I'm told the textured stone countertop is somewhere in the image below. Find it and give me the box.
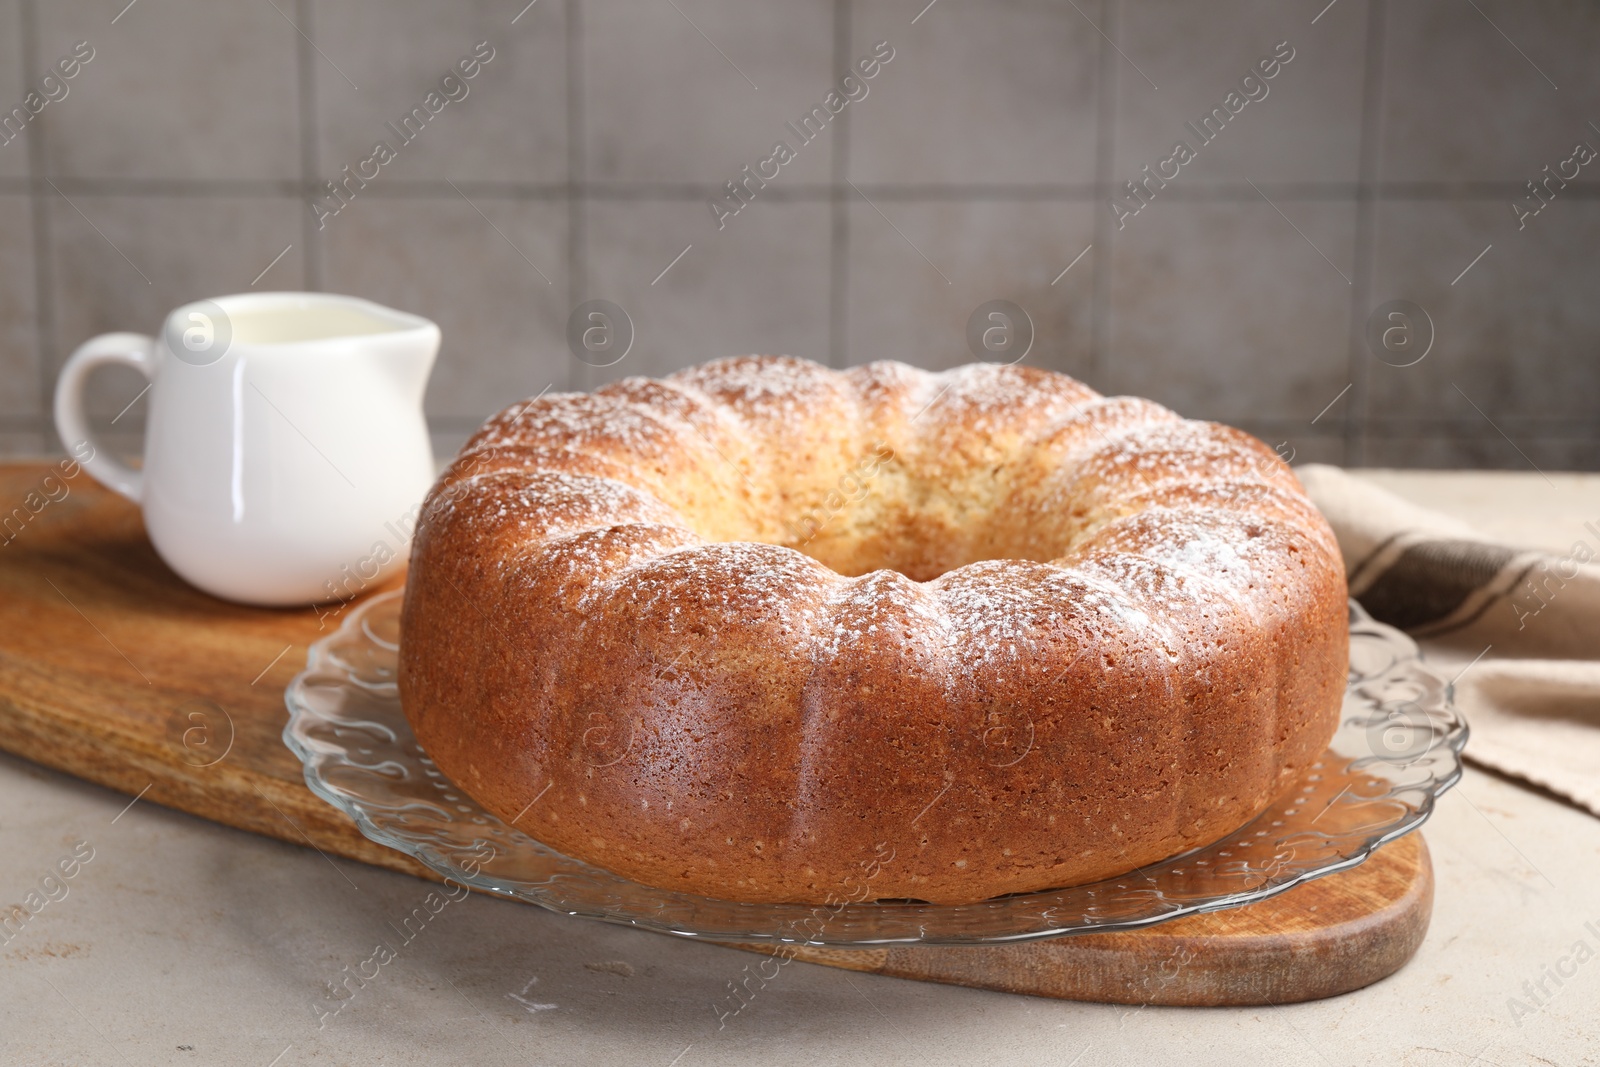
[3,469,1598,1067]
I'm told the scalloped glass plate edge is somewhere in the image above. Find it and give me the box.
[283,591,1467,947]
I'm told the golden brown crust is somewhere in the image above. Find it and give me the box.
[399,356,1348,905]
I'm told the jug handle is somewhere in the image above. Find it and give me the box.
[53,332,155,503]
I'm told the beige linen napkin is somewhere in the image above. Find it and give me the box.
[1296,464,1600,818]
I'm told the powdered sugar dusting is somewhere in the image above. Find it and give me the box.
[610,541,842,639]
[523,523,703,611]
[942,362,1095,413]
[819,569,950,658]
[424,469,686,570]
[669,355,857,434]
[931,559,1144,670]
[469,393,682,457]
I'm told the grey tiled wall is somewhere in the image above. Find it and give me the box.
[1,0,1596,469]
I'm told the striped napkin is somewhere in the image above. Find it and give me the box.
[1296,464,1600,818]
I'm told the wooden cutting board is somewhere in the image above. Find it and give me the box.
[0,463,1432,1005]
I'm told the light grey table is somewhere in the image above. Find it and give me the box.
[3,470,1597,1067]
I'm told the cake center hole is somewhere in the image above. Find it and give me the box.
[763,447,1059,582]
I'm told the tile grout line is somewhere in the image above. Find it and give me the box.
[20,0,58,451]
[1344,0,1390,467]
[293,0,323,291]
[827,0,852,369]
[11,175,1599,202]
[565,0,584,393]
[1086,0,1119,388]
[566,0,586,394]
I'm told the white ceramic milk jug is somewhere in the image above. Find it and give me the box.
[54,292,438,606]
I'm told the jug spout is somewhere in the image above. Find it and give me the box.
[382,319,441,406]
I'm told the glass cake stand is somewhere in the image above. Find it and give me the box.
[283,592,1466,947]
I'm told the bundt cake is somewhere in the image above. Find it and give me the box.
[398,356,1347,905]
